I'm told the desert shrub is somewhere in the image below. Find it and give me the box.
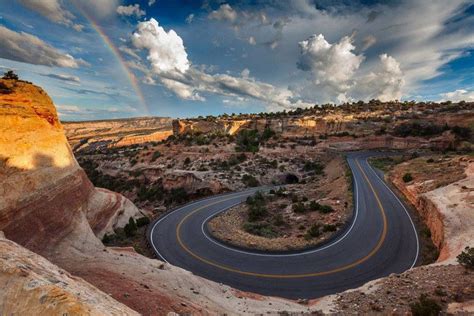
[451,126,471,140]
[124,217,137,237]
[292,202,306,213]
[285,173,299,184]
[393,122,448,138]
[184,157,191,165]
[248,204,267,221]
[457,246,474,269]
[136,216,150,227]
[322,224,337,232]
[102,233,111,244]
[2,70,18,80]
[261,128,276,141]
[403,173,413,183]
[309,200,321,211]
[426,158,434,163]
[410,294,441,316]
[228,153,247,166]
[137,184,164,202]
[235,129,260,152]
[151,151,161,162]
[242,174,259,187]
[303,161,324,174]
[305,224,321,239]
[166,187,188,204]
[273,214,285,226]
[319,204,334,214]
[243,222,277,238]
[246,191,267,221]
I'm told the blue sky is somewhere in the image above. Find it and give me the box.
[0,0,472,120]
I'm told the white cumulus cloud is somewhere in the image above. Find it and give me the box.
[439,89,474,102]
[208,4,238,23]
[117,4,146,18]
[297,34,364,101]
[132,18,190,74]
[354,54,405,101]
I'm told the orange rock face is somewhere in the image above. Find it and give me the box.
[0,79,142,251]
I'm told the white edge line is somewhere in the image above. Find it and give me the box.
[364,157,420,269]
[149,188,262,263]
[199,158,360,257]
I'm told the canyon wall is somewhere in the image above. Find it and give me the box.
[389,157,473,262]
[63,116,173,150]
[0,79,143,251]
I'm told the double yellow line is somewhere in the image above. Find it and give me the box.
[175,160,388,278]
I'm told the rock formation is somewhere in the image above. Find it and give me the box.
[0,79,143,251]
[0,232,137,315]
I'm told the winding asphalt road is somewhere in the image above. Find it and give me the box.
[147,152,419,299]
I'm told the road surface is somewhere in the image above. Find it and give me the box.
[147,152,419,299]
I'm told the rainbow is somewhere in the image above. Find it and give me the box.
[73,4,149,114]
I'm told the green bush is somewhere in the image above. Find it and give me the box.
[261,128,276,141]
[102,233,112,244]
[235,129,260,152]
[309,200,321,211]
[457,246,474,269]
[151,151,161,162]
[136,216,150,227]
[319,204,334,214]
[243,222,277,238]
[303,161,324,174]
[2,70,18,80]
[305,224,321,239]
[124,217,137,237]
[242,174,259,187]
[273,214,285,226]
[410,294,441,316]
[292,202,306,213]
[403,173,413,183]
[322,224,337,232]
[246,192,267,221]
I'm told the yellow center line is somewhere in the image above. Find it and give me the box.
[175,159,388,278]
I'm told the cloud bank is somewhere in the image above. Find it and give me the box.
[0,25,83,68]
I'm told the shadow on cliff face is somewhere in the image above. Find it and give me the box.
[0,151,94,254]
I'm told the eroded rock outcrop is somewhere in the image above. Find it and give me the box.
[389,156,474,262]
[0,232,137,315]
[0,79,143,250]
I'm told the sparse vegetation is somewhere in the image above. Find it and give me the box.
[246,191,267,221]
[242,174,259,187]
[457,246,474,269]
[403,172,413,183]
[305,223,321,239]
[243,222,277,238]
[124,217,138,237]
[410,294,441,316]
[2,70,18,80]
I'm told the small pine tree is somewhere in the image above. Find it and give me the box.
[2,70,18,80]
[124,217,137,237]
